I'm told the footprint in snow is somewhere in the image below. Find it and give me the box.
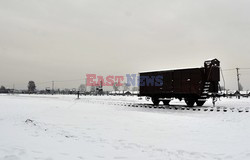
[2,155,19,160]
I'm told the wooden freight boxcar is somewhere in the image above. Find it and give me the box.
[139,59,220,106]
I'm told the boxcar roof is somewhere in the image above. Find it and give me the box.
[139,66,204,74]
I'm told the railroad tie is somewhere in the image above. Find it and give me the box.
[82,100,250,114]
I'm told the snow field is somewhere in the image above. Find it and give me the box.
[0,94,250,160]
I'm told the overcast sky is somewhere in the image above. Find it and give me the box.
[0,0,250,90]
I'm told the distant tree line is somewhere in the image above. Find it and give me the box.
[1,80,140,95]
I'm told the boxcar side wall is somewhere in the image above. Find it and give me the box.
[139,71,165,95]
[139,68,205,98]
[139,59,220,106]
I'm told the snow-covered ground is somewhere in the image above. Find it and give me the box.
[0,94,250,160]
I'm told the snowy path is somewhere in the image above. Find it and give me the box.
[0,94,250,160]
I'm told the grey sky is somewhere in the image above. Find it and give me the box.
[0,0,250,90]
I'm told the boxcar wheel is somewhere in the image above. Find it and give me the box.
[196,100,206,106]
[185,99,195,107]
[152,97,160,105]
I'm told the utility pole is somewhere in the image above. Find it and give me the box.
[85,77,88,92]
[236,68,240,99]
[13,84,15,94]
[52,81,54,95]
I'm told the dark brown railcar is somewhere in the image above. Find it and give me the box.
[139,59,220,106]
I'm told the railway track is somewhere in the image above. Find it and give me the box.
[78,98,250,113]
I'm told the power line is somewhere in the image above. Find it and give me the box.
[55,79,83,83]
[240,68,250,70]
[222,68,235,71]
[223,67,250,71]
[36,81,53,85]
[220,67,250,92]
[7,79,83,86]
[2,78,84,90]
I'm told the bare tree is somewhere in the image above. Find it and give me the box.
[0,85,6,90]
[0,86,6,93]
[78,84,86,92]
[28,81,36,93]
[113,82,119,91]
[90,85,96,93]
[123,83,130,91]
